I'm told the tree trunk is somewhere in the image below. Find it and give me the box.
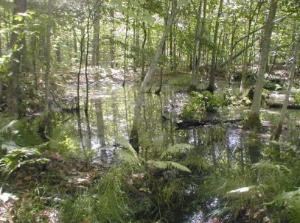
[72,27,78,59]
[77,28,85,150]
[207,0,223,93]
[246,0,278,129]
[272,26,299,140]
[239,17,253,93]
[95,100,106,147]
[84,10,92,149]
[92,10,100,66]
[109,9,115,68]
[240,1,263,93]
[0,22,2,57]
[141,22,147,81]
[42,0,52,137]
[191,0,203,89]
[31,35,38,91]
[141,0,177,92]
[123,2,129,86]
[8,0,27,116]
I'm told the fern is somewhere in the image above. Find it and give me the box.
[252,161,291,175]
[0,120,19,135]
[116,139,191,173]
[0,147,49,175]
[272,188,300,223]
[161,143,193,159]
[252,161,291,191]
[146,160,191,173]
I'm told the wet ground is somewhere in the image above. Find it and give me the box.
[1,71,299,222]
[61,74,300,222]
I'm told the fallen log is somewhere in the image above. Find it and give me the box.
[176,118,243,129]
[266,92,300,109]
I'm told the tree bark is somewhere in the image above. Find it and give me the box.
[44,0,51,117]
[272,25,299,140]
[0,22,2,57]
[8,0,27,116]
[191,0,203,89]
[109,9,115,68]
[246,0,278,128]
[141,22,147,81]
[92,9,100,66]
[208,0,223,93]
[141,0,177,92]
[77,28,85,150]
[95,100,106,147]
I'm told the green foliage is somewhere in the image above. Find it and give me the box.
[116,138,192,173]
[272,188,300,223]
[14,195,54,223]
[160,143,193,159]
[0,117,44,147]
[182,153,210,173]
[116,137,139,164]
[252,161,292,194]
[294,91,300,105]
[147,160,191,173]
[264,81,283,91]
[0,147,49,176]
[182,91,227,120]
[159,179,187,209]
[61,167,132,223]
[48,121,86,159]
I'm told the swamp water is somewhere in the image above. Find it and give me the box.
[1,77,300,222]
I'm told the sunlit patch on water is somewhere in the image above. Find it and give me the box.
[92,146,117,167]
[227,128,242,150]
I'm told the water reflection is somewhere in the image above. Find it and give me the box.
[66,80,298,171]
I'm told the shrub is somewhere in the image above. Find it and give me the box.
[182,91,227,120]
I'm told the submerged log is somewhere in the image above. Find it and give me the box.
[176,118,243,129]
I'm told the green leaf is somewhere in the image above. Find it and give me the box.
[147,160,191,173]
[161,143,193,159]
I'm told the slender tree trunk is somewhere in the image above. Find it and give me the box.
[141,22,147,81]
[0,22,2,57]
[44,0,51,114]
[141,0,177,92]
[31,35,38,91]
[92,10,100,66]
[84,15,91,114]
[208,0,223,92]
[227,15,237,83]
[198,0,207,73]
[95,100,106,147]
[191,0,203,89]
[133,19,140,72]
[246,0,278,128]
[109,9,115,68]
[8,0,27,116]
[240,1,263,93]
[272,27,299,140]
[84,10,92,149]
[123,1,130,86]
[72,27,77,59]
[77,29,85,150]
[240,17,253,93]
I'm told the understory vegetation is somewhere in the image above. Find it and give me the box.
[1,0,300,222]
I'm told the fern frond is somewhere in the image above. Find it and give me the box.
[147,160,191,173]
[161,143,193,159]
